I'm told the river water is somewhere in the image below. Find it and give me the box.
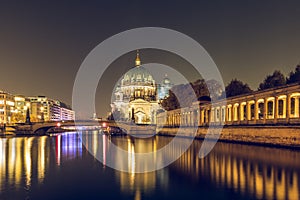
[0,131,299,200]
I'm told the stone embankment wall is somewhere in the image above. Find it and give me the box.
[157,126,300,148]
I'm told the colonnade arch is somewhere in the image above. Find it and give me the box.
[157,84,300,127]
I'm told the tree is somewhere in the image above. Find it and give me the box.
[107,110,122,121]
[287,65,300,84]
[205,79,224,100]
[161,78,225,110]
[258,70,286,90]
[161,90,179,111]
[225,79,252,97]
[25,108,31,124]
[192,79,209,98]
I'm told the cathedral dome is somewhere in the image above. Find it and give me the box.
[162,75,171,85]
[121,50,155,86]
[122,66,154,86]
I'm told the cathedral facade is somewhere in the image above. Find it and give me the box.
[111,51,160,124]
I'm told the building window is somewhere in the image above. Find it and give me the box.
[267,101,273,117]
[258,102,264,119]
[250,104,255,119]
[278,99,284,116]
[243,105,247,120]
[221,108,225,122]
[291,98,295,115]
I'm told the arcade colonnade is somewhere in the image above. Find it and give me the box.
[157,84,300,127]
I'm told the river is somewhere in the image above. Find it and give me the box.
[0,131,299,199]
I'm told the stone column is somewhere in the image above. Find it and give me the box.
[189,111,192,126]
[274,96,278,124]
[204,109,207,125]
[186,112,188,126]
[186,112,189,126]
[225,106,228,124]
[286,94,290,124]
[199,110,202,125]
[233,105,237,122]
[199,110,202,126]
[295,97,299,118]
[254,100,258,124]
[247,102,251,121]
[283,97,287,119]
[232,105,235,122]
[239,105,243,122]
[173,114,176,126]
[263,98,268,124]
[211,108,214,123]
[237,105,241,125]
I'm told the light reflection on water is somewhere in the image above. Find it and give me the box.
[0,131,299,200]
[172,140,300,200]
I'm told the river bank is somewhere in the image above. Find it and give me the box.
[157,126,300,149]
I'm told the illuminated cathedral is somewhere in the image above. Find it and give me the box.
[111,51,160,124]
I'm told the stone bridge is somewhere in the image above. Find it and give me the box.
[11,120,107,135]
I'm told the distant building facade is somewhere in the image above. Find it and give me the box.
[157,74,173,100]
[14,95,31,123]
[29,96,75,122]
[0,91,15,124]
[0,90,75,124]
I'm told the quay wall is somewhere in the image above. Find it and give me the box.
[157,126,300,148]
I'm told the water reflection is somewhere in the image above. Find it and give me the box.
[116,170,168,200]
[82,132,170,199]
[84,132,300,199]
[0,132,82,195]
[0,137,48,191]
[171,140,300,200]
[0,132,299,200]
[114,139,169,200]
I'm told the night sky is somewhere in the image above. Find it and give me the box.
[0,0,300,117]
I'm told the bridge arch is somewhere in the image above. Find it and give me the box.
[33,126,56,134]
